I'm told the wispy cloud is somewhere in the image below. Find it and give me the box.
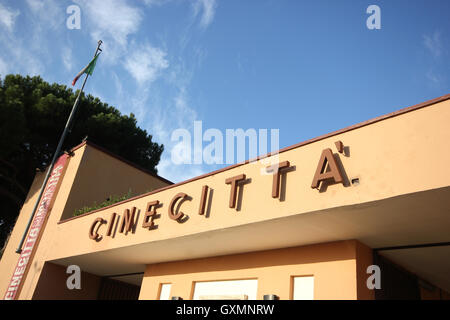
[0,30,44,77]
[26,0,63,31]
[62,46,74,72]
[173,86,197,128]
[0,3,19,32]
[0,1,61,79]
[151,82,205,182]
[144,1,218,181]
[74,0,143,63]
[422,31,447,87]
[143,0,172,7]
[109,38,203,182]
[0,0,216,183]
[193,0,218,29]
[125,59,203,182]
[426,69,441,84]
[124,43,169,85]
[423,31,443,58]
[112,72,124,98]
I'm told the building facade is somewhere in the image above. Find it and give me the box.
[1,94,449,300]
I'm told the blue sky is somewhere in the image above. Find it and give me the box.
[0,0,448,183]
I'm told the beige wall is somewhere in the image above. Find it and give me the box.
[139,240,373,300]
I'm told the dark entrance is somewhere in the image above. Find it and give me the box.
[97,277,140,300]
[373,252,421,300]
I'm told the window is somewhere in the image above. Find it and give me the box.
[193,279,258,300]
[159,283,172,300]
[292,276,314,300]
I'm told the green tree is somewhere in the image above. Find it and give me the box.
[0,74,164,254]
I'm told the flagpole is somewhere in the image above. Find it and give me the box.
[15,40,103,254]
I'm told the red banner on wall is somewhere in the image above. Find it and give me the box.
[3,154,69,300]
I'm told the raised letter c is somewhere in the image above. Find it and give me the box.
[89,217,105,241]
[169,193,189,221]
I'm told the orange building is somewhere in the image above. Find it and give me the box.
[1,94,449,300]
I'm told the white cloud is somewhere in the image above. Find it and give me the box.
[193,0,217,29]
[0,0,63,79]
[62,47,74,71]
[26,0,43,12]
[123,73,201,182]
[143,0,172,7]
[173,86,197,127]
[115,81,203,183]
[153,86,202,182]
[422,31,447,86]
[26,0,63,30]
[0,32,44,76]
[129,88,153,127]
[22,0,67,67]
[124,43,169,85]
[423,31,443,58]
[67,0,212,182]
[426,69,441,85]
[112,72,124,98]
[0,3,19,32]
[74,0,143,63]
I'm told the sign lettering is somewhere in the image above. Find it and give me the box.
[88,145,350,242]
[4,154,69,300]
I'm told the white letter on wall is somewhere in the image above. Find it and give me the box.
[366,265,381,289]
[66,265,81,290]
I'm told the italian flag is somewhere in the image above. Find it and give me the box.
[72,53,100,86]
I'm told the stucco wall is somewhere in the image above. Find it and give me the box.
[139,240,372,300]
